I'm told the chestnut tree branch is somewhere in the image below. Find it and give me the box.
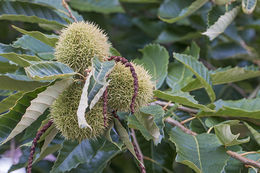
[164,117,260,169]
[62,0,77,22]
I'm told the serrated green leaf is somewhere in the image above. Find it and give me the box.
[128,114,154,141]
[0,53,40,67]
[154,90,214,112]
[183,66,260,92]
[136,105,165,144]
[214,123,250,146]
[173,53,216,102]
[12,25,58,47]
[0,43,40,67]
[104,121,123,150]
[25,61,76,81]
[198,98,260,119]
[34,0,84,22]
[135,44,169,89]
[133,113,160,144]
[51,138,120,173]
[203,6,240,40]
[34,144,61,164]
[167,127,229,173]
[0,1,66,29]
[39,127,59,157]
[158,0,208,23]
[13,35,54,60]
[244,122,260,146]
[242,0,257,14]
[207,5,225,27]
[1,78,73,145]
[0,73,48,91]
[0,86,46,143]
[0,92,24,114]
[120,0,160,2]
[77,57,115,128]
[114,118,144,166]
[156,30,201,44]
[69,0,124,14]
[166,62,193,92]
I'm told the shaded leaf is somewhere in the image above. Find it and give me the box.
[12,25,58,47]
[114,118,143,166]
[203,6,240,40]
[183,66,260,92]
[34,144,61,164]
[207,5,225,27]
[34,0,84,22]
[0,86,46,143]
[198,98,260,119]
[242,0,257,14]
[173,53,216,102]
[51,138,120,173]
[128,114,154,141]
[0,73,48,91]
[0,1,66,29]
[0,62,18,73]
[69,0,124,14]
[104,121,123,150]
[244,122,260,146]
[77,57,115,128]
[1,78,73,144]
[154,90,214,112]
[0,92,24,114]
[158,0,208,23]
[166,62,193,92]
[156,30,201,44]
[0,43,40,67]
[39,127,59,156]
[167,127,229,173]
[13,35,54,60]
[25,61,76,81]
[214,123,250,146]
[135,44,169,89]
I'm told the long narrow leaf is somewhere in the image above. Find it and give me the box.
[12,25,58,47]
[77,57,115,129]
[1,78,73,144]
[242,0,257,14]
[173,53,216,102]
[25,61,76,81]
[0,1,66,29]
[203,6,240,40]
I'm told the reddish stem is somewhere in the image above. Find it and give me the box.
[27,120,53,173]
[108,56,139,114]
[108,56,145,173]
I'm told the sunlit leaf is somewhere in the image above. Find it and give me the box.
[1,78,73,144]
[203,6,240,40]
[214,123,250,146]
[25,61,76,81]
[242,0,257,14]
[12,25,58,47]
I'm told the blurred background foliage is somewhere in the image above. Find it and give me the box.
[0,0,260,172]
